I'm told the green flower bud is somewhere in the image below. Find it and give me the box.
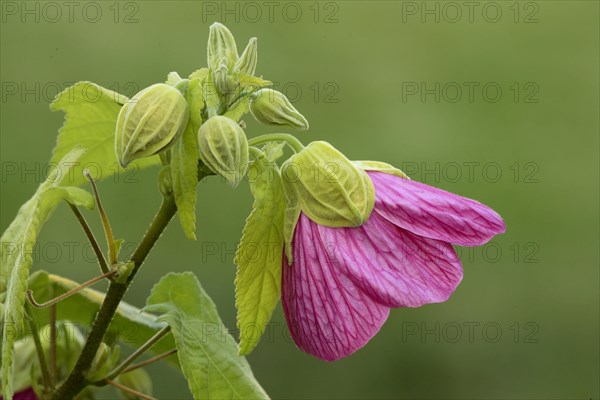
[115,369,153,400]
[113,261,135,284]
[208,22,238,72]
[234,37,258,75]
[86,343,121,382]
[249,89,309,130]
[198,116,249,187]
[115,84,189,168]
[281,141,374,227]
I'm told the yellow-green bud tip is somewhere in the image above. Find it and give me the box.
[250,88,309,130]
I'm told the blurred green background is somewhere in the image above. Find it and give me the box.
[1,1,598,399]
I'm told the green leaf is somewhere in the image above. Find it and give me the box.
[1,149,94,400]
[144,272,269,400]
[235,153,286,355]
[50,81,160,187]
[171,78,205,240]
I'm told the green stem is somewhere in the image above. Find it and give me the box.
[84,170,118,266]
[248,146,264,160]
[68,204,109,274]
[104,379,157,400]
[102,326,171,381]
[27,270,116,309]
[50,195,178,400]
[122,349,177,374]
[248,133,305,153]
[49,301,57,386]
[25,304,52,392]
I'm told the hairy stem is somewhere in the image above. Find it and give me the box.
[122,349,177,374]
[103,326,171,381]
[85,169,118,266]
[49,301,57,386]
[68,203,109,274]
[248,133,305,153]
[27,270,116,309]
[105,379,157,400]
[51,195,177,400]
[25,304,51,391]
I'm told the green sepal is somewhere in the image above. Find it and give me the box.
[207,22,239,72]
[197,116,249,187]
[234,37,258,75]
[281,141,375,228]
[353,160,409,179]
[165,71,183,86]
[283,204,301,266]
[249,88,308,130]
[115,84,189,168]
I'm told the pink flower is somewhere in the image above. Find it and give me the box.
[8,388,37,400]
[282,171,506,361]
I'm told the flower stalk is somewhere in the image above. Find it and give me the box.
[122,349,178,374]
[101,326,171,382]
[26,270,117,309]
[25,304,52,392]
[248,133,305,153]
[84,169,118,266]
[104,379,157,400]
[68,203,109,275]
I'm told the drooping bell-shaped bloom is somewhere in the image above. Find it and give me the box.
[282,170,505,361]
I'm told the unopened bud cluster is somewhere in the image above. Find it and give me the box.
[111,23,386,235]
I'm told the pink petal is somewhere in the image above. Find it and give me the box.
[282,214,389,361]
[318,211,463,308]
[13,388,38,400]
[368,171,506,246]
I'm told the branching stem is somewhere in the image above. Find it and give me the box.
[122,349,178,374]
[50,194,178,400]
[27,270,117,309]
[102,326,171,381]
